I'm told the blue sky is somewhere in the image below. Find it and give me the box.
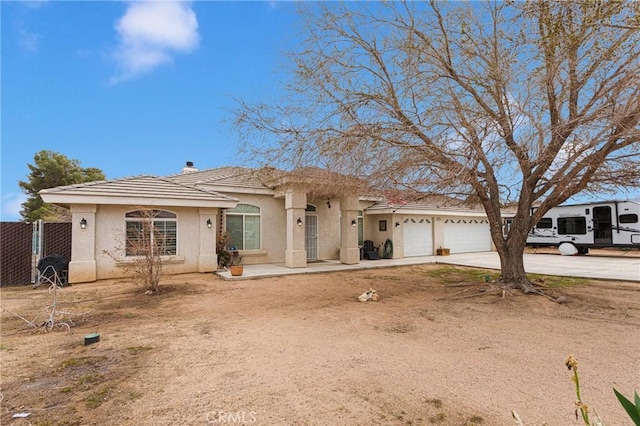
[1,0,299,220]
[2,1,638,222]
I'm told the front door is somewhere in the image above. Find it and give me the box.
[305,214,318,261]
[593,206,613,245]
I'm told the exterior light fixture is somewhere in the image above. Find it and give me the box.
[327,199,331,209]
[297,217,303,226]
[351,219,357,227]
[80,218,87,229]
[206,218,212,228]
[395,222,400,228]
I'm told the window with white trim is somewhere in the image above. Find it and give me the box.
[225,204,261,250]
[125,210,177,256]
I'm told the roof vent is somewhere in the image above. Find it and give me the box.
[182,161,198,174]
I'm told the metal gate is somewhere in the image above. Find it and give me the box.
[0,221,71,286]
[305,214,318,261]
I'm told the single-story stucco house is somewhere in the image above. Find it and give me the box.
[40,163,509,284]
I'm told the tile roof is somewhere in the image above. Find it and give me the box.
[167,166,375,197]
[40,175,238,205]
[166,166,270,190]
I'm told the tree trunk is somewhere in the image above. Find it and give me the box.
[482,188,538,292]
[496,229,538,292]
[498,246,527,287]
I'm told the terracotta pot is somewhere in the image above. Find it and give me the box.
[230,265,244,276]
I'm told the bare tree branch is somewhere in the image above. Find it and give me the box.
[235,0,640,289]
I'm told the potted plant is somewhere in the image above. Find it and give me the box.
[229,251,243,276]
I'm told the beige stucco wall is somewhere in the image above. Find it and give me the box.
[366,212,498,257]
[365,213,435,258]
[75,193,373,281]
[224,195,374,264]
[69,191,502,281]
[92,205,219,280]
[69,204,98,282]
[391,215,406,258]
[226,194,361,264]
[223,193,287,265]
[224,195,371,264]
[367,214,394,253]
[309,197,340,260]
[307,198,378,261]
[432,217,446,250]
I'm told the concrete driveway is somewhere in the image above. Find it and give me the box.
[438,252,640,282]
[218,251,639,282]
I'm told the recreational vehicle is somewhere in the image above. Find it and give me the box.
[526,200,640,254]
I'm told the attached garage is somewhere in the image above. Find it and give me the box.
[444,218,492,253]
[365,199,506,260]
[403,217,433,256]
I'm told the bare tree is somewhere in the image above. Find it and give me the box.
[119,209,175,292]
[236,1,640,291]
[2,276,91,333]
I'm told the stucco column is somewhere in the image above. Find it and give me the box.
[198,208,218,272]
[340,195,360,264]
[69,204,97,283]
[433,217,446,252]
[285,190,307,268]
[391,215,404,259]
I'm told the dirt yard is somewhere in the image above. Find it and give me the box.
[1,264,638,426]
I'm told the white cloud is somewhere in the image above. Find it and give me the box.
[111,1,199,84]
[22,0,48,10]
[19,26,40,53]
[1,193,27,222]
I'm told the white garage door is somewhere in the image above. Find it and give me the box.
[444,218,492,253]
[403,217,433,257]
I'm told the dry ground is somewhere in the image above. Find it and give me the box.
[1,264,639,426]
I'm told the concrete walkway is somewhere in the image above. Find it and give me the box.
[217,256,437,280]
[216,252,640,282]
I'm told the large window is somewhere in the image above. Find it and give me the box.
[125,210,177,256]
[357,210,364,246]
[557,217,587,235]
[226,204,261,250]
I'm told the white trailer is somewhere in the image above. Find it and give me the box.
[526,200,640,254]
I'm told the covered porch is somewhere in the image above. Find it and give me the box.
[269,168,374,269]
